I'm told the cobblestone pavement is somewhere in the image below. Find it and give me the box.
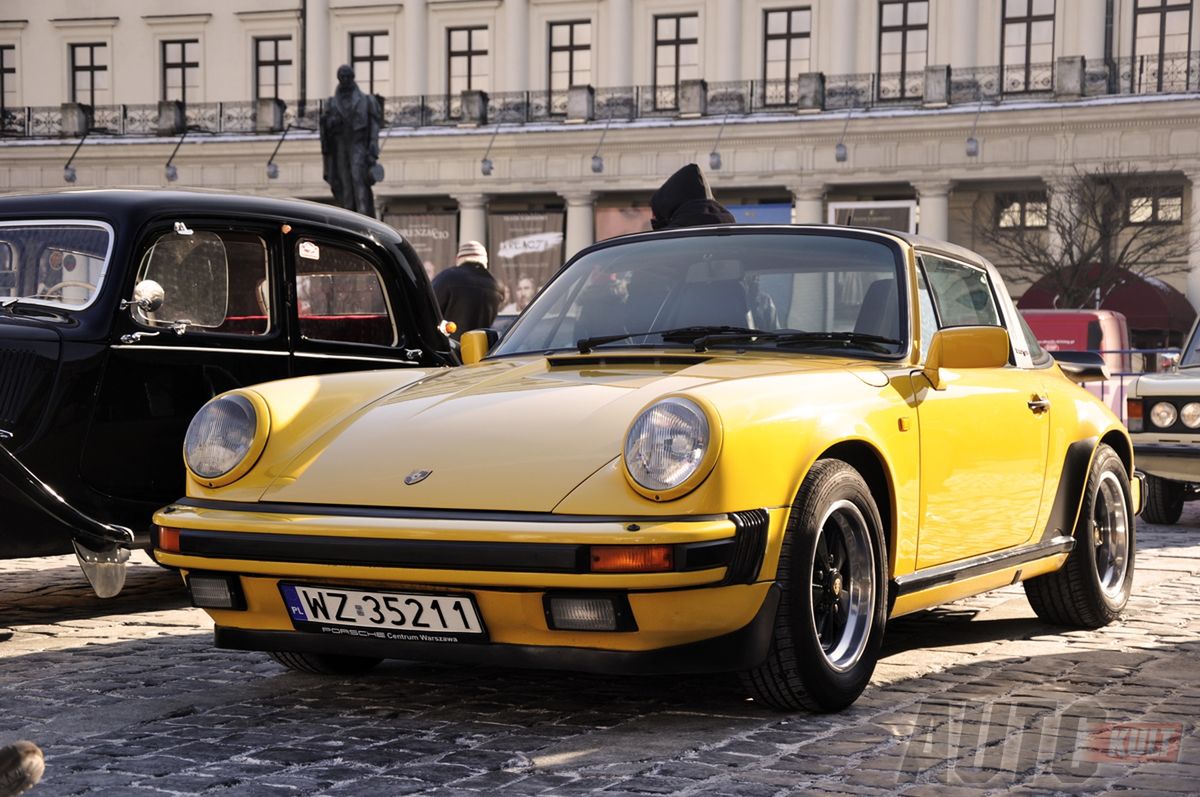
[1,510,1198,797]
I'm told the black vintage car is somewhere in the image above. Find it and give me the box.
[0,190,454,592]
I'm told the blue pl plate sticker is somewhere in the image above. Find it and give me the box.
[280,584,308,621]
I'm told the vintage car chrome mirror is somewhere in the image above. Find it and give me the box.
[72,540,130,599]
[123,279,165,313]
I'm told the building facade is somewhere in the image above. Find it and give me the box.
[0,0,1197,318]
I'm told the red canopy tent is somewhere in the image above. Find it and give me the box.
[1017,266,1195,348]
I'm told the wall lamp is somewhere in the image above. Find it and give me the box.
[590,114,614,174]
[164,125,214,183]
[709,114,729,171]
[62,127,114,183]
[480,123,503,176]
[835,109,853,163]
[965,99,984,157]
[265,122,308,179]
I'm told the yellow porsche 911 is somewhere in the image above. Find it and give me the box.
[154,226,1140,712]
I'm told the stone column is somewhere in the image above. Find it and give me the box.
[829,0,857,76]
[562,191,597,260]
[1186,172,1200,311]
[504,0,529,92]
[403,0,428,95]
[915,181,952,241]
[791,185,826,224]
[1045,177,1069,263]
[715,0,742,82]
[606,0,633,87]
[454,193,489,248]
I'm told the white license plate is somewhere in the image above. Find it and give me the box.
[280,584,485,640]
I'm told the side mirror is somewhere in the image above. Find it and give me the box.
[126,279,165,313]
[459,328,499,365]
[1051,351,1110,383]
[923,326,1010,390]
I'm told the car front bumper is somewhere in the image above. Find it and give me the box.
[153,500,786,673]
[1132,442,1200,484]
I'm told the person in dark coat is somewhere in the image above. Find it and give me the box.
[649,163,736,230]
[432,240,503,338]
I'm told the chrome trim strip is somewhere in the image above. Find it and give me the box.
[109,345,290,356]
[293,352,418,364]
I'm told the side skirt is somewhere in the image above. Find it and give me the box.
[889,536,1074,617]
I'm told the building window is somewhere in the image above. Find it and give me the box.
[255,36,293,101]
[161,39,200,104]
[70,43,108,107]
[997,193,1049,229]
[447,26,488,101]
[1001,0,1055,93]
[350,32,389,95]
[548,21,591,94]
[762,8,812,106]
[653,14,699,110]
[1133,0,1193,92]
[877,0,928,100]
[0,45,14,115]
[1128,189,1184,224]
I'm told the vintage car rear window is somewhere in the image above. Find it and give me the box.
[0,221,114,311]
[494,232,907,357]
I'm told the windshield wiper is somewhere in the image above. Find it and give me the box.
[576,325,764,354]
[691,329,901,354]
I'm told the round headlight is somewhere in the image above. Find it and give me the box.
[184,392,268,486]
[1181,402,1200,429]
[624,397,715,499]
[1150,401,1178,428]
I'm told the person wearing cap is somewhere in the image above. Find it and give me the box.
[431,240,503,339]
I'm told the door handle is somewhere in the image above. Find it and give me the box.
[1028,395,1050,414]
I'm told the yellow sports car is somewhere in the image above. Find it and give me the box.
[154,226,1140,712]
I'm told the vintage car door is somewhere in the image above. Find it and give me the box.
[284,229,428,376]
[911,253,1051,569]
[80,219,292,518]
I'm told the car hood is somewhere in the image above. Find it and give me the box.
[260,352,884,511]
[1131,370,1200,397]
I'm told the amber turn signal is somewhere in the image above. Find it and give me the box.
[589,544,673,573]
[1126,399,1143,432]
[158,526,181,553]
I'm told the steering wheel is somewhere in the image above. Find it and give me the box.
[38,280,97,298]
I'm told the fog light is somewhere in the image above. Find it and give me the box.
[188,573,244,610]
[546,596,621,631]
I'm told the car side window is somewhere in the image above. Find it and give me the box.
[916,267,938,356]
[919,254,1001,328]
[134,228,271,335]
[295,238,398,347]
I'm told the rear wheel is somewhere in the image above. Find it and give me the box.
[1025,444,1134,627]
[741,459,887,712]
[268,651,382,675]
[1141,475,1184,525]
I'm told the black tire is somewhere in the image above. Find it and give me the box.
[1024,444,1135,628]
[1141,475,1184,525]
[740,459,887,712]
[268,651,382,675]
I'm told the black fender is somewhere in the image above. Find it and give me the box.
[1039,436,1098,543]
[0,435,134,550]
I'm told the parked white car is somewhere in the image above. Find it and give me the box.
[1127,317,1200,523]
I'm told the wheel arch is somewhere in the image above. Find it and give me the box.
[1100,428,1133,477]
[818,440,896,577]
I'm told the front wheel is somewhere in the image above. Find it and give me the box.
[268,651,382,675]
[1024,444,1134,628]
[1141,475,1184,525]
[741,459,887,712]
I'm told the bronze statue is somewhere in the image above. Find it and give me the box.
[320,65,383,217]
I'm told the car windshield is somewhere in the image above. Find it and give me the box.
[492,231,907,358]
[0,221,113,311]
[1181,324,1200,368]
